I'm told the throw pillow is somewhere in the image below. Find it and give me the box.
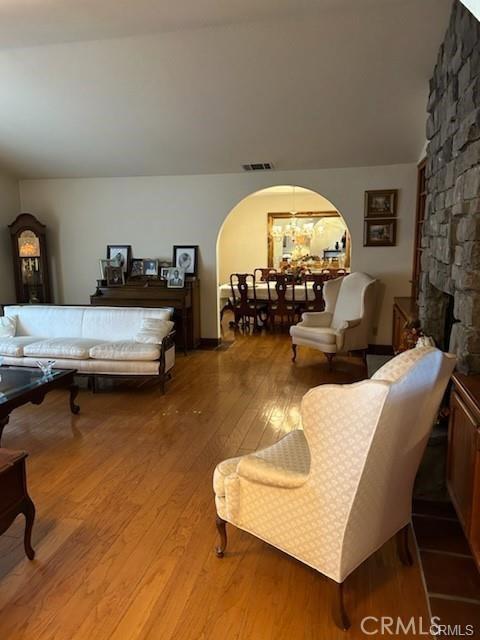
[135,319,174,344]
[0,315,16,338]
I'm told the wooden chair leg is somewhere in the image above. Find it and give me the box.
[332,580,350,631]
[325,353,335,371]
[215,516,227,558]
[396,523,413,566]
[22,496,36,560]
[292,343,297,362]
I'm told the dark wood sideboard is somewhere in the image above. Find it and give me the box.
[447,373,480,570]
[90,278,200,353]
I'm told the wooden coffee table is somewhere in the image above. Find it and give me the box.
[0,367,80,444]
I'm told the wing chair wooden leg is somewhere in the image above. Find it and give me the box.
[215,516,227,558]
[396,524,413,566]
[332,580,351,631]
[325,353,335,371]
[292,344,297,362]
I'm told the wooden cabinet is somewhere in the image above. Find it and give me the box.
[447,374,480,569]
[90,278,200,352]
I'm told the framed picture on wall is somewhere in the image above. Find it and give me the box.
[364,218,397,247]
[107,245,132,274]
[364,190,398,218]
[172,245,198,276]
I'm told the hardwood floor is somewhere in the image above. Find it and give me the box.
[0,332,430,639]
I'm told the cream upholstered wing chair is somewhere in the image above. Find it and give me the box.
[289,272,376,369]
[213,346,456,630]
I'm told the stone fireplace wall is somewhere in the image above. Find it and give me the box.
[419,0,480,373]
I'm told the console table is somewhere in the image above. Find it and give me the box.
[90,278,200,353]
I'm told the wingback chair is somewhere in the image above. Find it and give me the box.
[213,346,456,630]
[289,272,376,369]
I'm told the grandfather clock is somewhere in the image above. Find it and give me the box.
[9,213,52,304]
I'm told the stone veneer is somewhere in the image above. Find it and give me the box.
[419,0,480,373]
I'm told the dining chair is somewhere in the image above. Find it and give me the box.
[254,267,277,282]
[266,274,298,329]
[229,273,262,330]
[213,346,456,630]
[301,273,325,313]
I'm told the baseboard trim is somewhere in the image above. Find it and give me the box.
[198,338,222,350]
[368,344,394,355]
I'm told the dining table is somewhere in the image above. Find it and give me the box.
[219,281,317,308]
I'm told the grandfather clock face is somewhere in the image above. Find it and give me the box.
[18,230,40,258]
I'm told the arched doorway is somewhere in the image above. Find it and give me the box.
[216,185,351,335]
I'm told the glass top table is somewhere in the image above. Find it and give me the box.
[0,367,80,444]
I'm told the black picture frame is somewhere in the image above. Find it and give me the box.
[107,245,132,275]
[129,258,144,278]
[143,259,159,277]
[172,245,198,276]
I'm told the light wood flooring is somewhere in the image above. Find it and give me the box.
[0,331,431,639]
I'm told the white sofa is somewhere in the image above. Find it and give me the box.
[0,305,176,392]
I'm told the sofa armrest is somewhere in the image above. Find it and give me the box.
[159,330,176,376]
[300,312,333,328]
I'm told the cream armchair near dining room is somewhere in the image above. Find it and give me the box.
[213,346,456,630]
[290,272,376,369]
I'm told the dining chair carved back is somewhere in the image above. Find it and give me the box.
[229,273,260,330]
[266,274,298,328]
[301,273,325,313]
[254,268,277,282]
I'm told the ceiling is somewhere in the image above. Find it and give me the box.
[0,0,452,178]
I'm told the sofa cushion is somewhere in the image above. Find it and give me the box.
[0,315,16,338]
[135,319,175,344]
[81,307,173,342]
[89,341,160,361]
[5,306,85,338]
[0,337,43,357]
[290,325,337,345]
[24,338,104,360]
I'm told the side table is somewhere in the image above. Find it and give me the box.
[0,448,35,559]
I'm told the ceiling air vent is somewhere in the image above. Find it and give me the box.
[242,162,274,172]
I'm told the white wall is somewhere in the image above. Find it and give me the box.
[218,190,337,282]
[0,175,20,303]
[19,163,416,344]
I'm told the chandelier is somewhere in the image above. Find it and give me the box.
[270,187,315,241]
